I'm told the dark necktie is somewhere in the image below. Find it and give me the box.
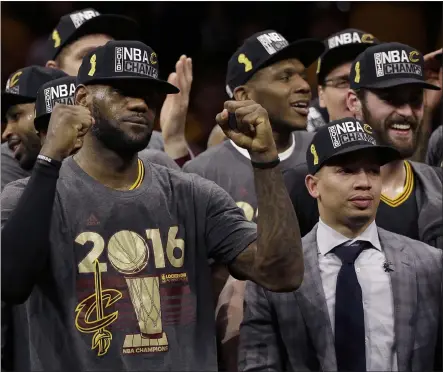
[333,240,369,372]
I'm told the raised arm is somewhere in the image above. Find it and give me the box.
[216,100,304,292]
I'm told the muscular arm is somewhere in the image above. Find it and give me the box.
[229,165,304,292]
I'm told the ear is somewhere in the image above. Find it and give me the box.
[233,85,250,101]
[305,174,320,199]
[45,60,58,69]
[347,89,362,118]
[318,85,326,108]
[75,85,90,107]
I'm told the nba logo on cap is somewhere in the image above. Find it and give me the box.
[70,9,100,28]
[256,32,289,55]
[328,120,376,149]
[114,46,158,78]
[43,81,76,114]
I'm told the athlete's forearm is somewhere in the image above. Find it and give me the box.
[252,165,304,290]
[1,161,59,304]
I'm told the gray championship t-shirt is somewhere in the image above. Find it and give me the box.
[183,131,314,222]
[1,157,256,371]
[1,142,31,191]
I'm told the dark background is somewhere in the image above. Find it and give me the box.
[2,2,442,153]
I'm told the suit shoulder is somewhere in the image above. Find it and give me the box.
[378,227,442,261]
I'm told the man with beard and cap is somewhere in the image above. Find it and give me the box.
[182,30,324,370]
[1,73,180,371]
[1,66,67,191]
[1,40,304,371]
[284,42,443,247]
[44,8,193,165]
[307,28,379,132]
[239,118,442,372]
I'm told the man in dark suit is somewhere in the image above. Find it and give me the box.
[238,118,442,372]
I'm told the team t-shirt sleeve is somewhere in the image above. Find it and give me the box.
[201,179,257,264]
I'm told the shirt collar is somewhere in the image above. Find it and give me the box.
[230,133,295,161]
[316,218,382,256]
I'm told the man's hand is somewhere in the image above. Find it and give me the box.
[159,55,193,159]
[40,104,94,161]
[216,100,277,163]
[424,48,442,112]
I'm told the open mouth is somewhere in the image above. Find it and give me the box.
[389,123,414,137]
[290,100,309,116]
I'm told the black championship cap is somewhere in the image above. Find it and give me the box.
[350,42,441,91]
[2,66,67,119]
[77,40,179,95]
[225,30,325,98]
[306,117,401,175]
[317,28,379,84]
[34,76,76,132]
[47,8,140,60]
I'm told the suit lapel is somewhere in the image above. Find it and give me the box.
[379,228,417,372]
[296,226,337,371]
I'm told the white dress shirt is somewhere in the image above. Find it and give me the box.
[316,219,398,371]
[230,133,296,161]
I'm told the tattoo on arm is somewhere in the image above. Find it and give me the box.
[229,165,304,291]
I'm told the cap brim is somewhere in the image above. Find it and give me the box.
[260,38,326,70]
[362,77,441,91]
[1,92,35,119]
[81,76,180,95]
[53,14,140,59]
[325,144,402,168]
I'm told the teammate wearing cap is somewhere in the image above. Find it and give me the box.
[284,42,443,248]
[1,66,67,190]
[238,118,442,372]
[44,8,193,164]
[307,28,379,132]
[182,30,323,370]
[2,72,182,371]
[1,40,303,370]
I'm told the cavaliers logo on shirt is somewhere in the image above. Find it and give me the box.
[74,226,194,356]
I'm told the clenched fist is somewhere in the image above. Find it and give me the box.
[216,100,278,163]
[40,104,94,161]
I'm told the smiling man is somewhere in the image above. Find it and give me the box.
[1,66,67,190]
[182,30,324,371]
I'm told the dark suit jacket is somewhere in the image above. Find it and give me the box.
[239,225,443,372]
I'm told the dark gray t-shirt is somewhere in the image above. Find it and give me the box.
[1,157,256,371]
[1,142,31,191]
[183,131,314,222]
[148,130,165,152]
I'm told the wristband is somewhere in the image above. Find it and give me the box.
[37,154,62,170]
[251,158,280,169]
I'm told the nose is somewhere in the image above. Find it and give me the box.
[293,75,311,96]
[1,122,13,142]
[126,97,150,113]
[353,170,372,190]
[395,103,414,118]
